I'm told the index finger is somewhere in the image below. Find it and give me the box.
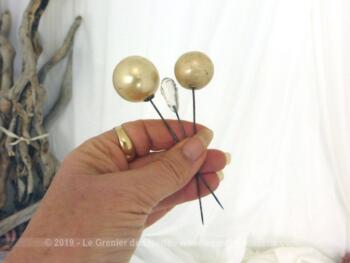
[103,119,206,157]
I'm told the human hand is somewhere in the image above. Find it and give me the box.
[6,120,229,263]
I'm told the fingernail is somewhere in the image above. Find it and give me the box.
[197,128,214,148]
[217,171,224,181]
[225,152,231,165]
[182,128,213,161]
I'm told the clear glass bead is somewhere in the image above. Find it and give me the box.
[160,78,179,113]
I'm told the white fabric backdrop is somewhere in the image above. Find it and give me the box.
[1,0,349,262]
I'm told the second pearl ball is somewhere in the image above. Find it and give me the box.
[174,51,214,90]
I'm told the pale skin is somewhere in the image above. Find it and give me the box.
[5,120,228,263]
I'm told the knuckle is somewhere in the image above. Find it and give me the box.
[131,181,159,211]
[102,177,154,215]
[158,154,188,188]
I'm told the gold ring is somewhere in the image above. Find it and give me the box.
[114,125,136,162]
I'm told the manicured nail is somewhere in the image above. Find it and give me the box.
[196,128,214,148]
[217,171,224,181]
[225,152,231,165]
[182,128,213,161]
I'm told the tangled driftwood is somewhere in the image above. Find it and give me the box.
[0,0,81,249]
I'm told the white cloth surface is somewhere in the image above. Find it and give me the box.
[242,247,335,263]
[1,0,349,262]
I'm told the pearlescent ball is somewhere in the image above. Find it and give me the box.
[113,56,159,102]
[174,51,214,89]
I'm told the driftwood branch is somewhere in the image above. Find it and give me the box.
[0,35,15,93]
[0,0,81,249]
[0,11,11,37]
[38,16,82,84]
[44,50,73,128]
[0,202,40,237]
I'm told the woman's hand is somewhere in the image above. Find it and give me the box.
[6,120,229,263]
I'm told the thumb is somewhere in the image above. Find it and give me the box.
[129,128,213,205]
